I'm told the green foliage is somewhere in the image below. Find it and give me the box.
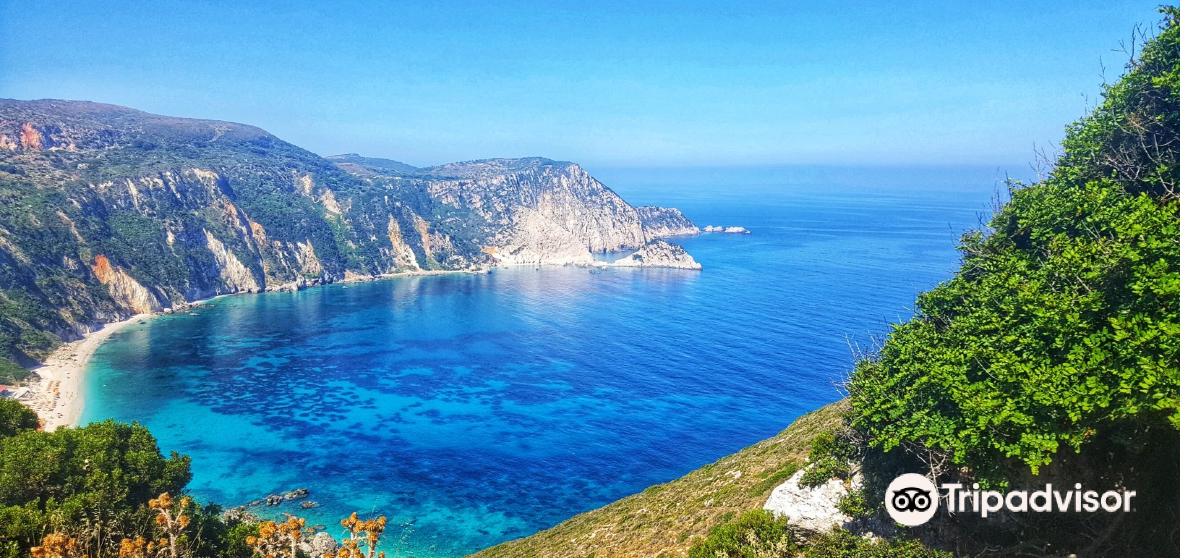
[215,522,260,558]
[0,399,37,439]
[847,8,1180,485]
[747,463,800,496]
[799,431,857,488]
[803,530,954,558]
[687,510,794,558]
[688,514,952,558]
[0,420,192,554]
[836,489,872,520]
[0,358,30,384]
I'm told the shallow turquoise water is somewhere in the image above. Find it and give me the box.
[82,176,999,557]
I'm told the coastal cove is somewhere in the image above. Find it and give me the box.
[76,178,999,558]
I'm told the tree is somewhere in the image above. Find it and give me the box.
[0,399,37,439]
[0,421,192,557]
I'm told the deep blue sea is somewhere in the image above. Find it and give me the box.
[81,167,1005,558]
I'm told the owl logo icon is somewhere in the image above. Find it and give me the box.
[885,474,939,526]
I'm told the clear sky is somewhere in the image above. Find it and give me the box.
[0,1,1165,169]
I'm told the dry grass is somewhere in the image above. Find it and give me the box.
[469,400,848,558]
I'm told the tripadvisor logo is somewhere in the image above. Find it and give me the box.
[885,473,1137,526]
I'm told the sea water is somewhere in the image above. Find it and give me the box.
[82,168,1004,557]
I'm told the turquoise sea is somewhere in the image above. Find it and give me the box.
[81,167,1006,557]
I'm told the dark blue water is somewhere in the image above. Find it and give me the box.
[82,174,1000,557]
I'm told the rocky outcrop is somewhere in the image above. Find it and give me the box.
[203,230,263,293]
[90,255,166,314]
[763,467,863,534]
[338,157,702,266]
[610,239,702,270]
[637,206,699,238]
[703,225,751,234]
[421,159,648,258]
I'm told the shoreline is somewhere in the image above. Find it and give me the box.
[23,268,485,431]
[27,313,149,431]
[22,262,661,431]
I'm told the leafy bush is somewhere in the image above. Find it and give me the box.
[803,529,954,558]
[0,420,192,553]
[847,8,1180,486]
[836,489,872,520]
[0,399,37,439]
[799,431,857,487]
[688,510,795,558]
[689,514,952,558]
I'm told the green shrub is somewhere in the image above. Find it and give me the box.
[847,8,1180,486]
[799,431,857,488]
[0,400,37,439]
[688,510,795,558]
[836,489,872,520]
[0,420,192,553]
[804,529,954,558]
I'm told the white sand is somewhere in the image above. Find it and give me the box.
[25,314,148,431]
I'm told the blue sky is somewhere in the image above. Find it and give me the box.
[0,1,1165,169]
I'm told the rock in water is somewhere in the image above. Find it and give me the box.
[611,239,702,270]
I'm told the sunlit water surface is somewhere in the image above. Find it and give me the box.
[83,172,1001,557]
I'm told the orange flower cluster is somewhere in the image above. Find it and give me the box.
[246,517,311,558]
[327,513,387,558]
[31,533,87,558]
[245,511,388,558]
[117,537,156,558]
[117,493,192,558]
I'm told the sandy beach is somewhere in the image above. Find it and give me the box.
[25,314,148,431]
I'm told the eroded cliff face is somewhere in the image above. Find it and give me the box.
[90,255,166,314]
[0,100,700,362]
[340,157,701,267]
[636,206,700,237]
[610,239,702,270]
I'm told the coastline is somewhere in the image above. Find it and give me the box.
[21,262,659,432]
[22,268,484,431]
[27,313,149,431]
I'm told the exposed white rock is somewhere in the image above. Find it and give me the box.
[299,532,338,558]
[204,230,263,293]
[611,239,701,270]
[385,215,421,269]
[724,226,750,234]
[764,467,863,534]
[90,256,166,314]
[636,206,699,238]
[425,160,649,263]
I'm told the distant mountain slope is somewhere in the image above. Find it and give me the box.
[0,99,698,370]
[324,153,421,176]
[332,156,698,265]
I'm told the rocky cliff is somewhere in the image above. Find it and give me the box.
[610,239,701,270]
[0,99,699,366]
[331,156,698,266]
[636,206,699,237]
